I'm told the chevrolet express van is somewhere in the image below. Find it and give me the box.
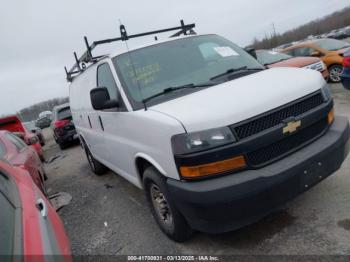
[68,25,350,241]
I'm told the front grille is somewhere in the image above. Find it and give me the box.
[247,118,328,167]
[233,92,324,139]
[304,61,324,72]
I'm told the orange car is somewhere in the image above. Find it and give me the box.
[281,38,350,83]
[256,50,329,79]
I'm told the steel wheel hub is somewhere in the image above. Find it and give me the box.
[150,184,174,230]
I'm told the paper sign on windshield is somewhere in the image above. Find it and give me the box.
[213,47,239,57]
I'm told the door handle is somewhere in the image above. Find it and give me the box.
[98,116,104,131]
[36,198,48,218]
[87,115,92,128]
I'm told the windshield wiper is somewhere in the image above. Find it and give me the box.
[210,66,263,81]
[143,82,214,104]
[274,57,291,64]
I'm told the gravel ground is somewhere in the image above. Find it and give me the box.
[43,82,350,256]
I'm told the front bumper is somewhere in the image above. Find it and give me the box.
[167,116,350,233]
[56,129,78,144]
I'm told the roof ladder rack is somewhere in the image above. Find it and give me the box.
[65,19,196,82]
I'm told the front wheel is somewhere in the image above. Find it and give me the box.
[85,147,108,175]
[328,64,343,83]
[143,167,193,242]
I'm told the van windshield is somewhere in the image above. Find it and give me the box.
[113,35,264,108]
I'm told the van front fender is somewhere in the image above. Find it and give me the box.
[134,152,167,177]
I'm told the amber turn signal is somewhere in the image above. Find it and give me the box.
[328,108,334,124]
[180,155,246,179]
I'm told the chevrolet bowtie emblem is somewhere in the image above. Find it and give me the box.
[283,120,301,134]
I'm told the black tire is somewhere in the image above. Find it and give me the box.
[85,147,108,175]
[143,166,193,242]
[39,154,45,162]
[58,143,66,150]
[328,64,343,83]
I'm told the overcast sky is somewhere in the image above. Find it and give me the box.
[0,0,349,115]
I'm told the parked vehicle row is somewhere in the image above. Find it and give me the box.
[51,103,79,149]
[64,21,350,241]
[322,26,350,40]
[35,114,52,129]
[280,38,350,83]
[255,49,329,79]
[275,25,350,50]
[0,117,72,258]
[0,131,46,193]
[23,121,46,146]
[0,116,45,161]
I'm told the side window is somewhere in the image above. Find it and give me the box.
[97,63,119,101]
[0,141,5,158]
[284,49,295,56]
[0,191,15,255]
[293,47,315,57]
[5,133,26,151]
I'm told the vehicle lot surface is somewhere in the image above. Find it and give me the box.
[43,83,350,255]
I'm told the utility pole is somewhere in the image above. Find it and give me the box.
[272,22,277,47]
[272,23,277,37]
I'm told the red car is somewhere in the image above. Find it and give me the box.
[0,160,71,259]
[0,116,44,161]
[0,130,46,194]
[256,49,329,80]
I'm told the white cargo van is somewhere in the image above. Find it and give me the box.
[67,21,350,241]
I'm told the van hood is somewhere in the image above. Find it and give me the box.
[150,67,325,133]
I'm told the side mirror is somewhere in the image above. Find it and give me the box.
[245,47,257,59]
[311,51,321,57]
[90,87,119,110]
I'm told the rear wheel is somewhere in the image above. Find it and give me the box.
[328,64,343,83]
[143,166,193,242]
[39,154,45,162]
[85,147,108,175]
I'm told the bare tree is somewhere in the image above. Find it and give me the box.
[250,7,350,49]
[12,97,70,122]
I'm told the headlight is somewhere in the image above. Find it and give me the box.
[171,126,236,155]
[321,84,332,101]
